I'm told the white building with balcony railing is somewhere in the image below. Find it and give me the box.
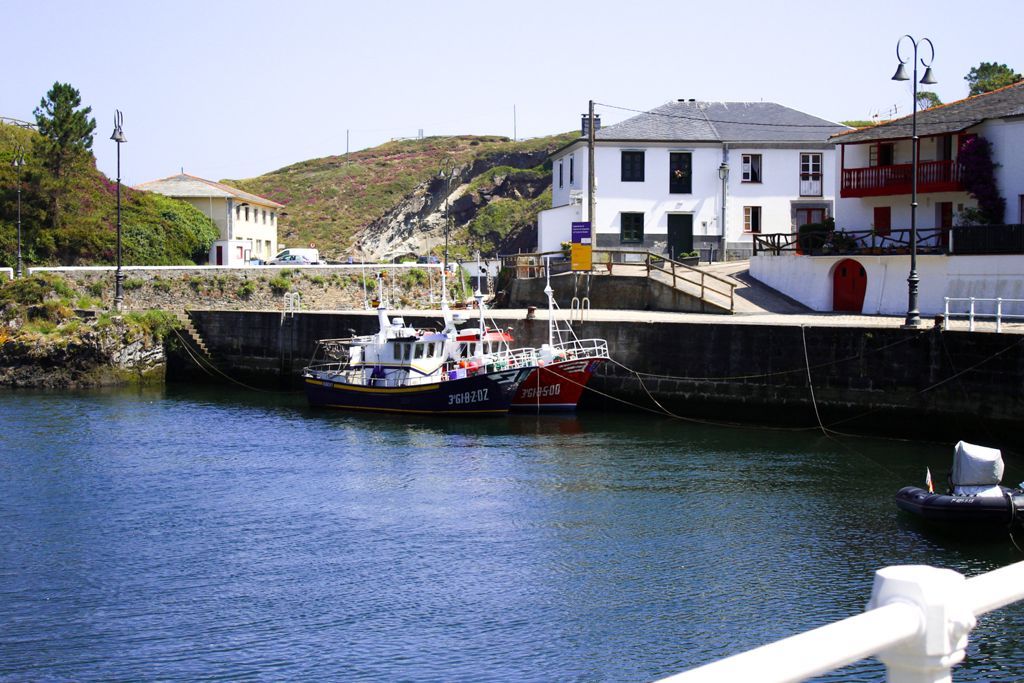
[832,81,1024,233]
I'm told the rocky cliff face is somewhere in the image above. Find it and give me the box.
[0,319,166,388]
[356,149,552,260]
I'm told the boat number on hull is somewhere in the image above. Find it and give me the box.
[449,388,489,405]
[520,384,561,399]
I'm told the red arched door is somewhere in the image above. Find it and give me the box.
[833,259,867,312]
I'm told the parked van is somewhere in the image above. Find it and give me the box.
[269,248,320,265]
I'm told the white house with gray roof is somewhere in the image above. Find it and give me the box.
[135,173,284,266]
[538,100,849,260]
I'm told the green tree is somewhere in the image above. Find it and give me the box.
[965,62,1022,96]
[32,82,96,229]
[916,91,942,109]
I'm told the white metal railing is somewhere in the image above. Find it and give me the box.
[283,292,302,317]
[657,560,1024,683]
[550,338,609,361]
[943,297,1024,332]
[570,296,590,322]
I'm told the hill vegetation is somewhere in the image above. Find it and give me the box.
[227,132,577,260]
[1,83,220,269]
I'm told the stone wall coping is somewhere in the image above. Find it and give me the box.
[27,264,446,273]
[1,267,12,281]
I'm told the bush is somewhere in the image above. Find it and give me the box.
[237,280,256,298]
[123,278,145,291]
[0,273,73,306]
[797,217,835,254]
[268,274,292,294]
[124,309,180,339]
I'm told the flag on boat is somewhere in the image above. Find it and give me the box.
[925,467,934,493]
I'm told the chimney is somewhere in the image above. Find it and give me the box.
[581,113,602,136]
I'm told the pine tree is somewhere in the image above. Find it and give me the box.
[32,82,96,230]
[964,62,1022,96]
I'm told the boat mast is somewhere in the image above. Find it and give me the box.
[544,255,555,346]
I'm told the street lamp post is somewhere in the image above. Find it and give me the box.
[13,146,24,278]
[892,35,936,329]
[110,110,127,312]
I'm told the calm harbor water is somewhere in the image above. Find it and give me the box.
[1,386,1023,682]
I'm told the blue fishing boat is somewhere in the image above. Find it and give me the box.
[302,306,536,415]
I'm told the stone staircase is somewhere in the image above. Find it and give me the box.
[174,311,212,360]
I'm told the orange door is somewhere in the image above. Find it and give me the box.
[833,259,867,312]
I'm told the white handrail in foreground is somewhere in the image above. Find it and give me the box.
[658,560,1024,683]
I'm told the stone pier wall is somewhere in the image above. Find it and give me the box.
[177,309,1024,447]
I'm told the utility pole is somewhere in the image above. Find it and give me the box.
[588,99,596,248]
[346,129,350,156]
[513,104,517,141]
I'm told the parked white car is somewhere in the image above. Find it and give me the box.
[269,248,319,265]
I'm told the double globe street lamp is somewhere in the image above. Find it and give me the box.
[892,35,936,329]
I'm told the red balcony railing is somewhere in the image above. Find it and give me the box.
[840,160,964,198]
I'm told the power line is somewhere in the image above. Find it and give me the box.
[594,100,986,131]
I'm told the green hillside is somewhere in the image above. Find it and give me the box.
[0,122,219,268]
[226,133,576,259]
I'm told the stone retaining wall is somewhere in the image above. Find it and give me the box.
[27,265,454,312]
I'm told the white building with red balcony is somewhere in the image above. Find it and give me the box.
[537,100,848,261]
[833,81,1024,232]
[750,82,1024,316]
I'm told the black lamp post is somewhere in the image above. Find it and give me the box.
[110,110,126,312]
[892,35,936,328]
[13,146,24,278]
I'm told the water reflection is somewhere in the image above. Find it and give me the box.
[1,387,1022,682]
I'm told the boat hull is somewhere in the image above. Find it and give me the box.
[895,486,1024,535]
[511,358,605,411]
[305,367,530,415]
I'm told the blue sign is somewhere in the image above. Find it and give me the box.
[571,221,592,245]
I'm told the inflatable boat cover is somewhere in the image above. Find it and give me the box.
[951,441,1004,493]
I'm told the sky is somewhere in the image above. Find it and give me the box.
[3,0,1021,187]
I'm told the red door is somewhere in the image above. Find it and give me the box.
[833,258,867,312]
[216,245,224,265]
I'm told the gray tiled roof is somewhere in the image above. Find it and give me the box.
[134,174,284,208]
[594,100,848,143]
[832,80,1024,144]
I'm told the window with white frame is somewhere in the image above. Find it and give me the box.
[742,154,762,183]
[800,153,823,197]
[743,206,762,233]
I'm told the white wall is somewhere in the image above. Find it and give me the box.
[980,119,1024,223]
[537,203,582,252]
[551,144,586,209]
[209,239,256,267]
[750,253,1024,315]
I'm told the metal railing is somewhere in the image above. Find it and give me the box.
[943,297,1024,332]
[658,560,1024,683]
[951,224,1024,254]
[502,250,736,312]
[754,228,947,257]
[549,338,609,360]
